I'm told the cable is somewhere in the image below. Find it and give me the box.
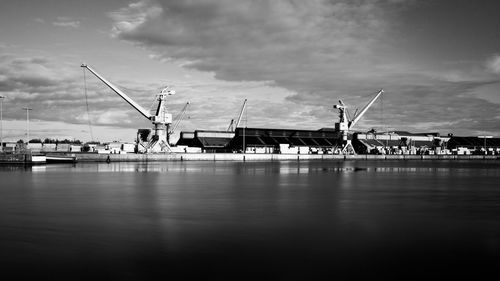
[381,90,385,132]
[83,69,94,141]
[245,100,248,127]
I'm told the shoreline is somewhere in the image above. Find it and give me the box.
[2,152,498,164]
[77,153,500,162]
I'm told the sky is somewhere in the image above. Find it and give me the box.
[0,0,499,143]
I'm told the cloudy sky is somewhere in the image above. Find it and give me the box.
[1,0,499,142]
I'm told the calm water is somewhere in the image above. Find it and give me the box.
[1,160,499,280]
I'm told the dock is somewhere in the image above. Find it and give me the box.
[0,153,76,164]
[1,152,498,164]
[56,152,500,162]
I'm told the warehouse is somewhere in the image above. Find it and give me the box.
[447,136,500,155]
[228,127,342,154]
[176,130,235,153]
[353,131,447,155]
[177,128,343,154]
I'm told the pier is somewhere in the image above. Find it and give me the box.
[2,151,499,165]
[73,153,500,162]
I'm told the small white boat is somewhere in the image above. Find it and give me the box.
[30,155,47,164]
[46,155,77,163]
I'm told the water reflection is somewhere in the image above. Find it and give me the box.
[3,160,498,176]
[1,160,499,279]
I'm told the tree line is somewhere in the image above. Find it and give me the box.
[17,139,102,145]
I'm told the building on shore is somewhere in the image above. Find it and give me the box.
[176,130,235,153]
[447,136,500,155]
[177,127,343,154]
[228,127,342,154]
[353,131,447,155]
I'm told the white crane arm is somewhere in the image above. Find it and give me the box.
[81,64,152,120]
[349,89,383,129]
[235,99,247,128]
[170,102,189,134]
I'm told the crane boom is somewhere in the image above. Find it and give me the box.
[349,89,383,129]
[170,102,189,135]
[226,119,234,132]
[235,99,247,128]
[81,64,152,120]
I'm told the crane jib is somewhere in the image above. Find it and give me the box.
[349,89,383,130]
[81,64,153,120]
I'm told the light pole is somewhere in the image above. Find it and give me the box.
[22,107,32,147]
[242,126,245,153]
[0,96,4,152]
[478,135,492,155]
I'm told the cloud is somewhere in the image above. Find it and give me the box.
[52,17,80,28]
[0,54,298,140]
[372,80,500,135]
[0,56,61,90]
[486,54,500,74]
[0,55,156,130]
[107,0,500,136]
[94,110,134,125]
[109,0,388,86]
[1,119,138,143]
[110,0,162,35]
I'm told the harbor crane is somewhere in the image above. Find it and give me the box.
[334,89,384,154]
[226,119,235,132]
[227,99,247,132]
[81,64,176,153]
[169,102,190,139]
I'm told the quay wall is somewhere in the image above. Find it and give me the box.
[74,153,499,162]
[0,153,27,164]
[2,152,498,164]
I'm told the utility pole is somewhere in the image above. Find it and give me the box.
[22,107,32,147]
[242,127,245,153]
[0,96,4,152]
[241,100,248,153]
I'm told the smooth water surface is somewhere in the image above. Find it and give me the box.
[1,160,499,280]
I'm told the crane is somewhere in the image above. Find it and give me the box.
[235,99,247,129]
[333,89,384,154]
[169,102,190,138]
[81,64,176,153]
[226,119,234,132]
[227,99,247,132]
